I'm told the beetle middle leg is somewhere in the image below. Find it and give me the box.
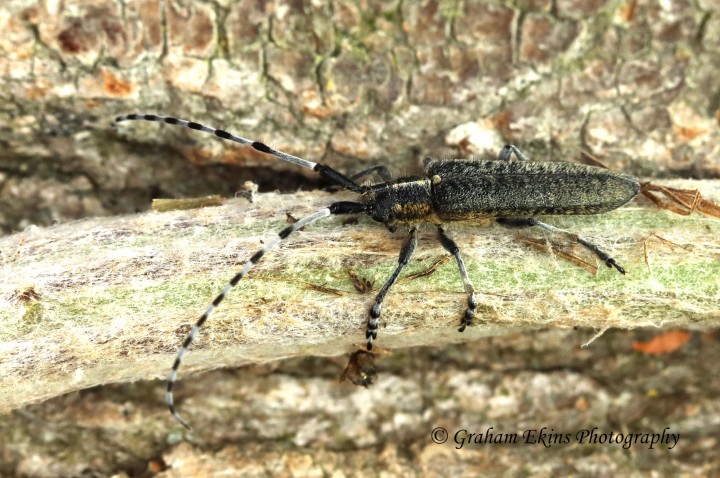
[437,226,477,332]
[497,144,530,161]
[366,226,418,350]
[497,217,626,274]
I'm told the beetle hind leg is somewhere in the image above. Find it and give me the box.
[437,226,477,332]
[497,217,626,274]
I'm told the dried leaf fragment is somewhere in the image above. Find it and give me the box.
[632,330,691,355]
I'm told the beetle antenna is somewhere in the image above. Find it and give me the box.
[167,202,364,429]
[115,114,365,193]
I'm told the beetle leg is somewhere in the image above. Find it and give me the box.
[497,144,530,161]
[497,217,626,274]
[437,226,477,332]
[366,226,418,350]
[349,164,393,183]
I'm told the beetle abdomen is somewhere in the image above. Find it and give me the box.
[427,159,640,220]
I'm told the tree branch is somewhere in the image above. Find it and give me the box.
[1,181,719,413]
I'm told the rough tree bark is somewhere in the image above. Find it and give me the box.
[1,0,719,476]
[1,0,719,234]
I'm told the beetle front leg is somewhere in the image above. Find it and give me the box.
[497,217,626,274]
[349,164,393,183]
[437,226,477,332]
[366,227,418,350]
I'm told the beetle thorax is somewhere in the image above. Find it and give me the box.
[364,177,436,227]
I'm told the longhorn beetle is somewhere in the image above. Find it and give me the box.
[114,114,641,429]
